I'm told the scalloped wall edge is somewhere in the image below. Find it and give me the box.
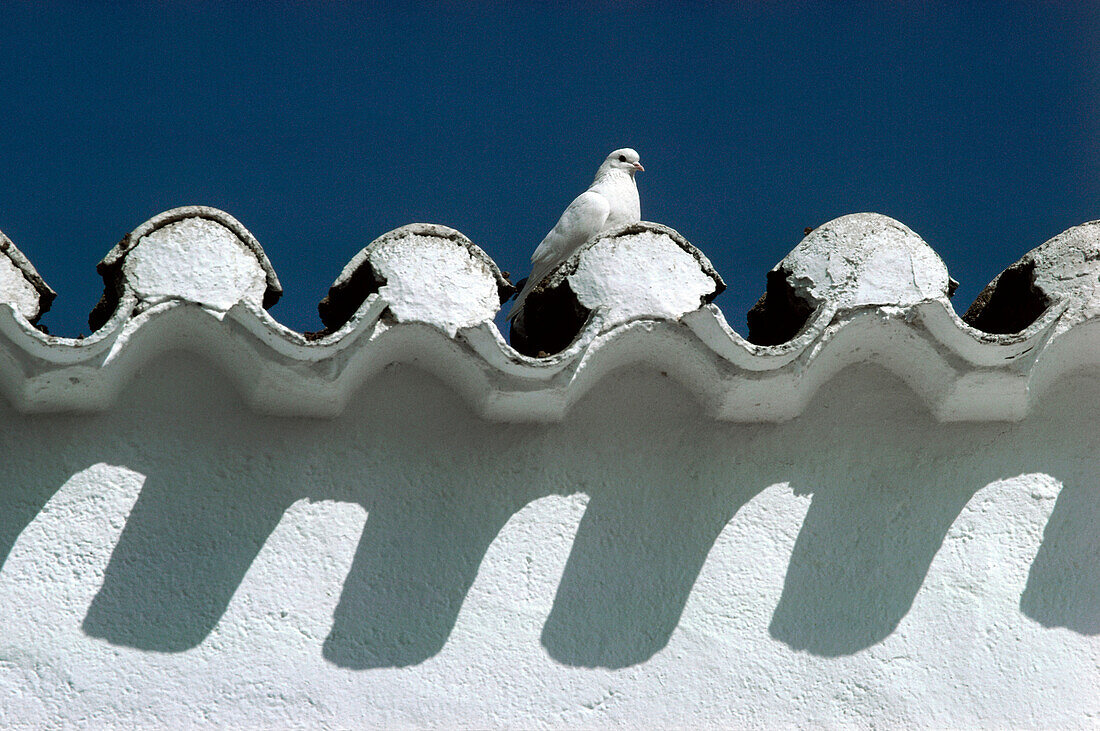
[1,207,1098,420]
[0,293,1096,422]
[2,207,1095,338]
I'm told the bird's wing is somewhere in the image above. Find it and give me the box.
[529,190,611,272]
[508,190,610,322]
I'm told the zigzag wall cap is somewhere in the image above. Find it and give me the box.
[965,219,1100,335]
[90,206,283,331]
[0,229,56,326]
[748,213,958,345]
[317,222,514,337]
[0,207,1098,421]
[511,221,725,356]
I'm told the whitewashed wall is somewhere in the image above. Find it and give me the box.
[1,208,1098,727]
[1,359,1097,728]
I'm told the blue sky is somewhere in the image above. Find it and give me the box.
[1,2,1097,336]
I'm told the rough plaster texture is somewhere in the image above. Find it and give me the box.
[1,206,1099,727]
[0,360,1097,728]
[0,230,54,324]
[321,223,511,337]
[370,230,504,336]
[970,219,1100,334]
[0,254,39,324]
[780,213,954,310]
[568,223,723,325]
[123,217,270,315]
[90,207,282,331]
[510,222,724,355]
[11,209,1087,422]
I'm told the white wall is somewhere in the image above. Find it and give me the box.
[1,353,1096,728]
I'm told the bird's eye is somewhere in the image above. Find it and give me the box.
[618,155,626,162]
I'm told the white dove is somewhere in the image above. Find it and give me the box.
[507,147,644,322]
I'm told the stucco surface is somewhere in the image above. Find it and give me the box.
[1,209,1095,423]
[569,224,722,324]
[968,219,1100,335]
[359,224,508,337]
[0,230,54,325]
[123,217,270,314]
[0,255,39,323]
[1,206,1099,726]
[781,213,954,310]
[0,357,1097,728]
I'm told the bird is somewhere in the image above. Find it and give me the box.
[507,147,644,322]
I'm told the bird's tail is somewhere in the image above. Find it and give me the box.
[508,260,555,323]
[506,278,532,322]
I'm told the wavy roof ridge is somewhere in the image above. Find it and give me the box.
[0,207,1096,420]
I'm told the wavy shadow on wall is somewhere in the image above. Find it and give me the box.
[1020,478,1100,636]
[73,354,555,661]
[2,356,1096,668]
[771,369,1100,654]
[307,365,768,670]
[1018,374,1100,637]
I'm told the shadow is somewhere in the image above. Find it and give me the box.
[317,371,564,668]
[79,354,557,661]
[1019,374,1100,635]
[540,474,760,668]
[541,365,1027,664]
[0,347,1091,668]
[0,402,103,574]
[768,366,989,656]
[539,370,775,668]
[81,472,291,650]
[1020,478,1100,634]
[70,352,570,663]
[768,365,1100,656]
[321,403,548,669]
[81,356,302,650]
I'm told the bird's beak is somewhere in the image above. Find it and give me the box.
[633,161,644,172]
